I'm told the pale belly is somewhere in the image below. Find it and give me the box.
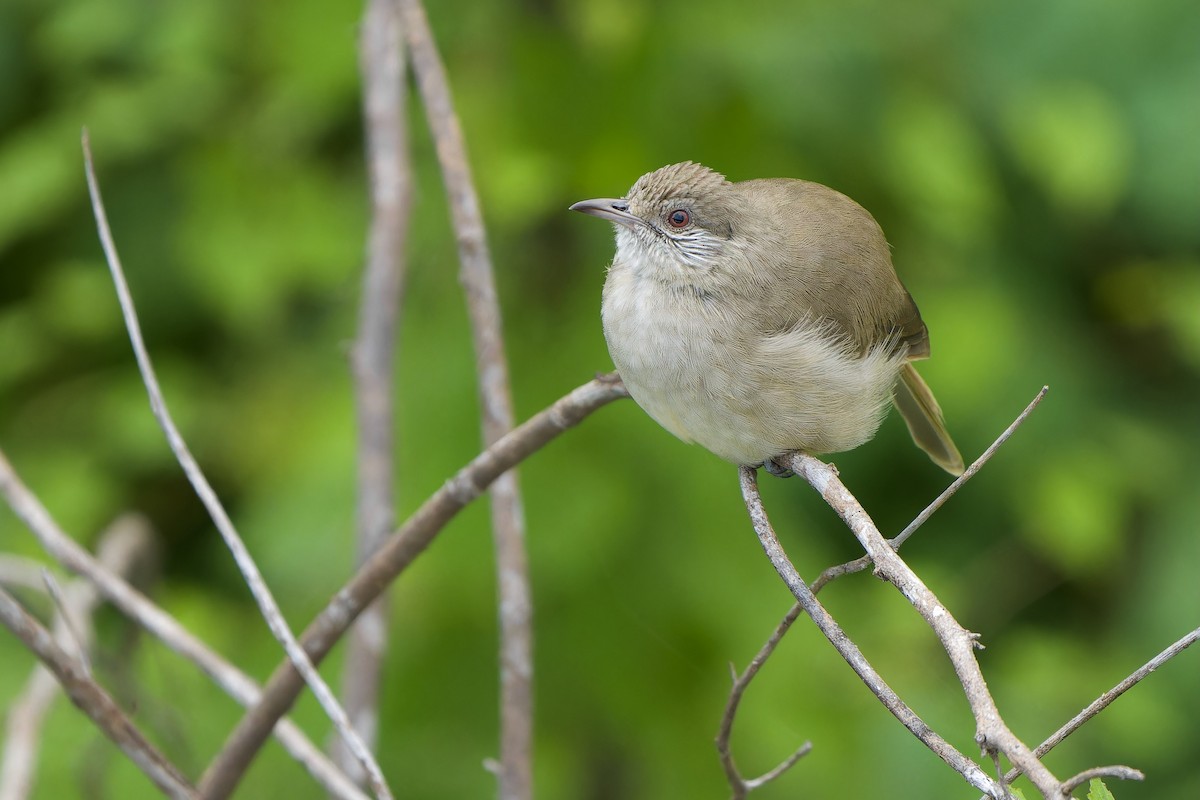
[601,273,903,465]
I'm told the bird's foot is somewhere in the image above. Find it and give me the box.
[762,456,794,478]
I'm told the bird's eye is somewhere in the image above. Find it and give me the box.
[666,209,690,228]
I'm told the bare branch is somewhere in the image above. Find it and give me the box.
[81,131,392,800]
[716,603,810,799]
[199,376,628,800]
[397,2,532,797]
[0,451,371,800]
[1,516,149,800]
[737,466,1005,797]
[0,585,198,799]
[992,624,1200,793]
[1059,767,1144,798]
[0,556,51,594]
[335,0,412,783]
[1036,625,1199,758]
[892,386,1048,548]
[810,386,1049,594]
[39,568,93,677]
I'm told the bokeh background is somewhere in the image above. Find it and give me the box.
[2,0,1198,797]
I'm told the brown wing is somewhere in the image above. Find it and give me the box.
[886,288,930,360]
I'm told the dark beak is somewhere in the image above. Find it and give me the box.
[569,197,643,230]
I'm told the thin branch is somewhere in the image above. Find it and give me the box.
[1060,767,1144,798]
[892,386,1048,548]
[1,516,149,800]
[40,568,93,677]
[995,624,1200,791]
[0,585,198,799]
[336,0,412,784]
[0,556,51,594]
[737,466,1005,798]
[810,386,1049,594]
[81,131,392,800]
[398,3,532,798]
[0,450,371,800]
[199,376,628,800]
[716,603,810,799]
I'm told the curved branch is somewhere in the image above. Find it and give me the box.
[716,603,810,799]
[83,130,392,800]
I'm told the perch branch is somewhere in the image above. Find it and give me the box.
[335,0,412,783]
[722,388,1050,796]
[738,466,1005,797]
[398,2,532,798]
[779,447,1141,798]
[199,376,627,800]
[0,450,371,800]
[82,130,392,800]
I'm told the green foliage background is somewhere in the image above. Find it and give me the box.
[2,0,1198,797]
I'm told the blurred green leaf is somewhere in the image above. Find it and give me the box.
[1002,82,1131,218]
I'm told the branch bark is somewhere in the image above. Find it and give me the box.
[336,0,412,784]
[397,3,532,798]
[0,585,198,799]
[0,515,150,800]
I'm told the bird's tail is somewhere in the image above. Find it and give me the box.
[892,362,964,476]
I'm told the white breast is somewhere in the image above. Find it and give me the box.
[601,265,905,465]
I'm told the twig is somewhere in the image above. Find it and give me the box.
[994,624,1200,792]
[0,555,51,593]
[199,376,628,800]
[398,2,532,798]
[335,0,412,784]
[892,386,1048,547]
[1060,767,1144,798]
[0,451,371,800]
[40,569,93,677]
[1,516,148,800]
[810,386,1049,594]
[737,466,1005,797]
[81,131,393,800]
[0,585,198,799]
[716,604,810,799]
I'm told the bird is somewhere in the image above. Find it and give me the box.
[570,161,964,476]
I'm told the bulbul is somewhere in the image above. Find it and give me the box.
[570,161,964,476]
